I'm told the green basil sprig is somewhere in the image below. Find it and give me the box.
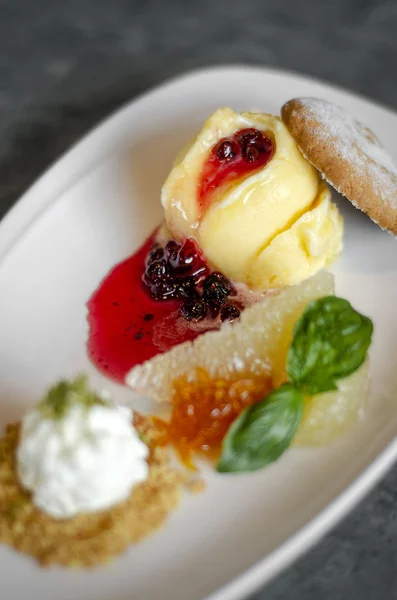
[217,296,373,473]
[287,296,373,395]
[217,384,304,473]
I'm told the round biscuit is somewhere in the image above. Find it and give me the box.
[281,97,397,234]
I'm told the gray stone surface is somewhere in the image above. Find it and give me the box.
[1,0,397,598]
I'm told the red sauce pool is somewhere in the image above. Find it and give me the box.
[87,129,274,384]
[87,234,213,383]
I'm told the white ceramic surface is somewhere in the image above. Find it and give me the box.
[1,66,397,600]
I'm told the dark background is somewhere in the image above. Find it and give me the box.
[1,1,397,599]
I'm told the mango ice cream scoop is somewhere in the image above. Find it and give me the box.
[161,108,343,290]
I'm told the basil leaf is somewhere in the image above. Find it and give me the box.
[217,384,304,473]
[287,296,373,395]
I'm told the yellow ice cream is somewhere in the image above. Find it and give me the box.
[161,108,343,290]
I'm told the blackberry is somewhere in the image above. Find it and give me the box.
[214,139,239,161]
[165,240,179,264]
[202,272,232,306]
[150,280,178,300]
[242,144,261,163]
[148,246,164,264]
[177,239,197,269]
[236,128,263,146]
[181,299,207,321]
[220,304,241,322]
[176,276,197,298]
[144,259,169,283]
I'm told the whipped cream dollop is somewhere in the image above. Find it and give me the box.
[17,377,149,519]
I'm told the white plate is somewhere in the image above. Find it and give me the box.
[1,66,397,600]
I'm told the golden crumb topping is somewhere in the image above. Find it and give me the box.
[0,416,198,568]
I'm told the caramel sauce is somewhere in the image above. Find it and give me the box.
[159,368,273,468]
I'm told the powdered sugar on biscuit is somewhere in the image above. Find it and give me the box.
[292,98,397,210]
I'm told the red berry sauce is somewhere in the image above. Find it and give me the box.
[87,233,244,383]
[198,128,274,213]
[87,129,272,384]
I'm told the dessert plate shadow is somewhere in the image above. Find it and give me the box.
[1,65,397,600]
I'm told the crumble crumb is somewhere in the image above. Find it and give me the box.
[0,415,189,568]
[185,478,206,494]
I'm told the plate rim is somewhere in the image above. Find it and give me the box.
[209,433,397,600]
[1,64,396,262]
[1,64,397,600]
